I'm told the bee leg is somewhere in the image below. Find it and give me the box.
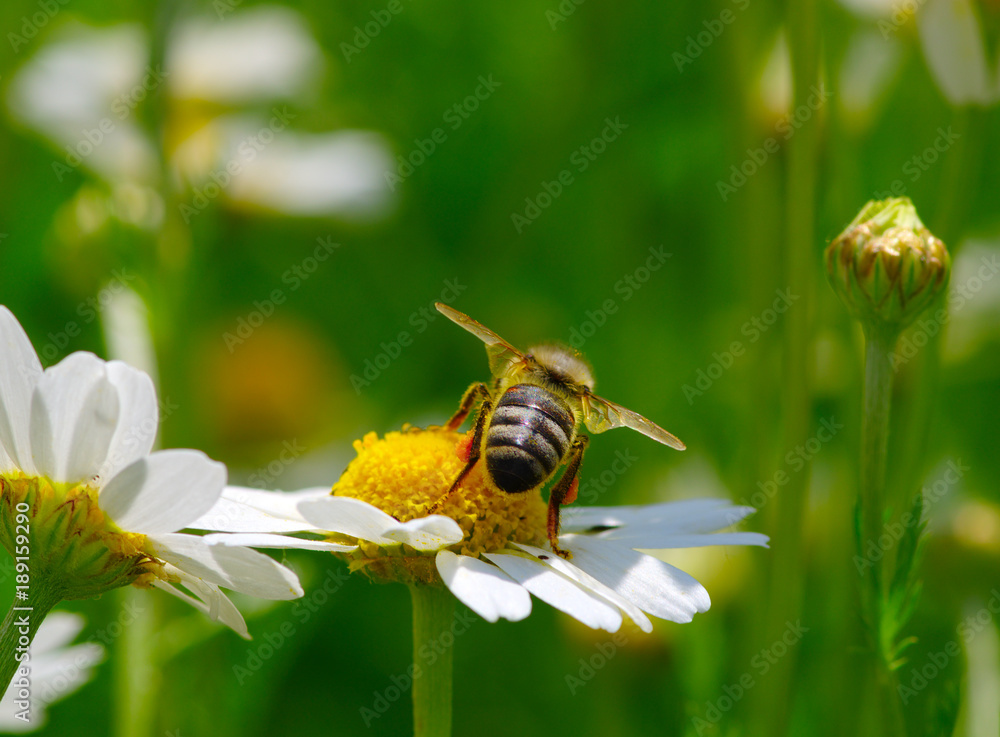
[547,435,589,559]
[430,396,493,512]
[444,382,491,430]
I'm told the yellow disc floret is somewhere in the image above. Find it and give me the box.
[332,427,547,584]
[0,474,164,601]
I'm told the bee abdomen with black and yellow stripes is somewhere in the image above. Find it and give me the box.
[485,383,575,494]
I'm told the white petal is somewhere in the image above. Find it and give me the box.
[99,361,158,483]
[382,516,465,551]
[30,352,120,483]
[152,570,249,639]
[149,532,303,600]
[513,542,653,633]
[225,485,329,518]
[298,496,400,544]
[99,450,226,533]
[299,496,464,550]
[0,435,11,479]
[559,535,710,623]
[435,551,531,623]
[0,306,42,474]
[188,490,320,533]
[561,498,726,530]
[189,484,331,532]
[600,531,771,550]
[201,532,356,552]
[918,0,993,105]
[485,552,622,632]
[563,499,756,535]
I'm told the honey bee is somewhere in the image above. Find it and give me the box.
[433,302,685,558]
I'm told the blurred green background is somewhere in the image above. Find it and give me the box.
[1,0,999,735]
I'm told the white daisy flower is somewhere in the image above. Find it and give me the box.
[0,612,104,733]
[0,306,303,640]
[191,428,767,632]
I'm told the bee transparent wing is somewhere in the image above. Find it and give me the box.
[581,393,686,450]
[435,302,525,374]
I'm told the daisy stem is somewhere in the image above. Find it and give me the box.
[113,587,158,737]
[0,580,62,694]
[859,322,907,736]
[409,584,455,737]
[860,323,896,557]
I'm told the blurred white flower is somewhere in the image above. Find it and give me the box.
[6,23,158,184]
[917,0,997,106]
[224,130,394,220]
[0,612,104,733]
[836,0,899,19]
[757,32,791,123]
[5,6,394,221]
[942,239,1000,363]
[836,0,999,108]
[838,30,904,131]
[166,7,324,104]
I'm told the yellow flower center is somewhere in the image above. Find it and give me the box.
[0,473,164,601]
[331,427,547,583]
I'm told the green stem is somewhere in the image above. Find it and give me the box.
[859,323,907,737]
[748,0,819,733]
[0,583,61,696]
[113,587,158,737]
[860,324,896,562]
[410,584,455,737]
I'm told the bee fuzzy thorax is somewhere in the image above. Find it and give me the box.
[525,344,595,391]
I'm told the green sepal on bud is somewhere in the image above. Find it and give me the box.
[825,198,951,334]
[0,475,163,601]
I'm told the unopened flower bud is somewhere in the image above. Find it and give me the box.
[825,197,950,333]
